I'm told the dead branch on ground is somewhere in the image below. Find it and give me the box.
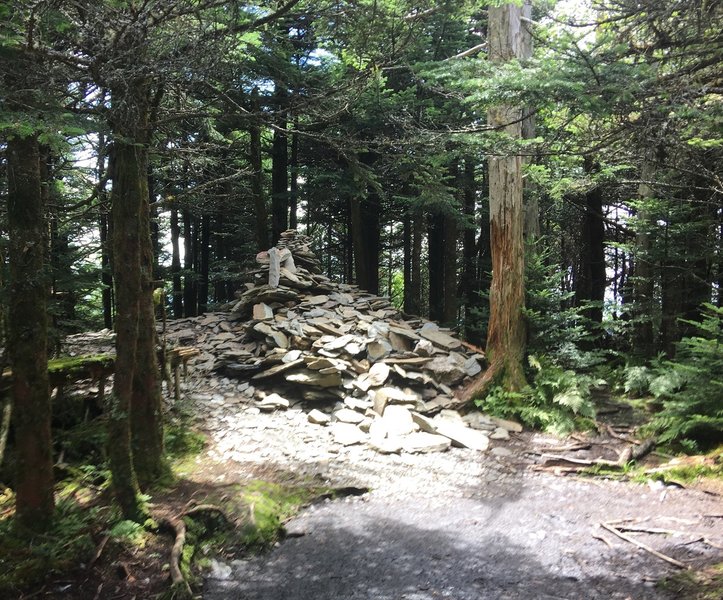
[599,522,690,569]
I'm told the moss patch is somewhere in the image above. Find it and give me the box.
[658,563,723,600]
[239,479,337,549]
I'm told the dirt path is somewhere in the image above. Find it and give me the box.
[187,377,723,600]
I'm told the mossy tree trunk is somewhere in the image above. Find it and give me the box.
[131,166,168,488]
[7,132,55,531]
[108,80,154,521]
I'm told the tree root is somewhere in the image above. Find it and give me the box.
[159,503,232,599]
[160,517,192,599]
[533,438,656,473]
[453,358,504,407]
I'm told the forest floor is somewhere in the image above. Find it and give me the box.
[11,370,723,600]
[191,375,723,600]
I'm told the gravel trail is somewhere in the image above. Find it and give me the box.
[194,382,723,600]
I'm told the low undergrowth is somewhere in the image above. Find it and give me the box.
[658,562,723,600]
[475,354,598,436]
[0,491,97,595]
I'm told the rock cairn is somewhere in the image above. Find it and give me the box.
[63,230,523,454]
[210,230,517,453]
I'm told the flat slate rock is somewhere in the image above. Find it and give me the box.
[412,412,489,451]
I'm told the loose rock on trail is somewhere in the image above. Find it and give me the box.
[63,231,722,599]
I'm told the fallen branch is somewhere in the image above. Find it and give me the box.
[539,438,656,473]
[592,532,615,549]
[541,442,591,453]
[89,534,110,567]
[599,522,690,569]
[679,537,723,550]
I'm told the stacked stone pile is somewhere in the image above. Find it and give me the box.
[206,230,520,453]
[64,230,523,454]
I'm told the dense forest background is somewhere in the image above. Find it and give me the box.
[0,0,721,541]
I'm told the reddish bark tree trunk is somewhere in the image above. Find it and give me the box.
[463,2,530,400]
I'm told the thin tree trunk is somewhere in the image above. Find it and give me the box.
[350,192,381,294]
[410,210,423,315]
[198,213,210,314]
[7,132,55,530]
[633,159,656,357]
[250,89,268,251]
[148,173,160,272]
[428,210,444,322]
[182,209,197,317]
[575,159,606,324]
[271,93,288,243]
[442,162,459,326]
[350,196,368,289]
[403,214,413,314]
[170,208,183,318]
[98,131,114,330]
[289,125,299,230]
[461,158,480,341]
[442,211,458,325]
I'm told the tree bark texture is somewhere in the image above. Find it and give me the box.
[467,2,530,398]
[350,189,381,295]
[7,132,55,530]
[442,209,459,325]
[633,159,656,357]
[410,210,424,315]
[131,182,167,488]
[198,213,211,313]
[428,210,444,322]
[109,134,146,521]
[183,209,197,317]
[575,162,606,324]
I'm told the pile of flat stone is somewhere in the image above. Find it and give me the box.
[207,230,520,454]
[63,230,524,455]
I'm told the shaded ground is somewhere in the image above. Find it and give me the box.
[190,377,722,600]
[8,369,721,599]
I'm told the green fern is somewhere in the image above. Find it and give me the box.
[475,355,596,435]
[623,365,651,396]
[646,304,723,451]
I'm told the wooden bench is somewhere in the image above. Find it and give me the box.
[2,354,115,401]
[166,346,201,403]
[2,347,200,405]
